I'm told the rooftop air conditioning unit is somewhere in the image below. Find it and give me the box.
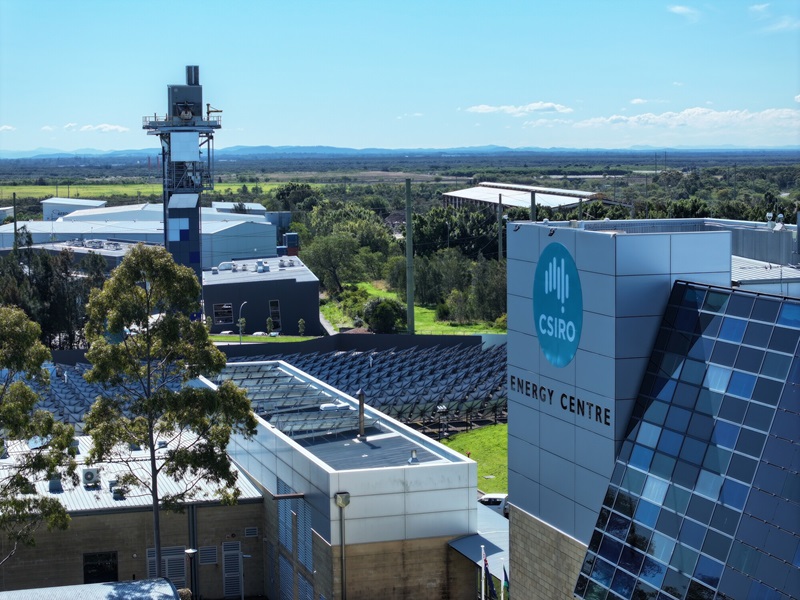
[211,267,219,275]
[82,467,100,486]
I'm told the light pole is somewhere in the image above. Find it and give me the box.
[185,548,197,597]
[238,300,248,345]
[334,492,350,600]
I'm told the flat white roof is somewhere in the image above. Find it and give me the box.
[443,182,598,210]
[41,197,106,207]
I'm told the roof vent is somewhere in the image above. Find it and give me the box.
[211,267,219,275]
[407,449,419,465]
[157,440,168,449]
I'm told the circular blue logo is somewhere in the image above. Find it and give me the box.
[533,243,583,367]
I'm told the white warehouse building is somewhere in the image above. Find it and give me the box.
[0,201,278,269]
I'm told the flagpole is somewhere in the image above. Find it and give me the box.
[500,558,504,600]
[481,545,486,600]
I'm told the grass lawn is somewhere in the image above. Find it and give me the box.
[441,423,508,494]
[325,281,505,335]
[210,334,318,344]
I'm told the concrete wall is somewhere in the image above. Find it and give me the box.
[332,537,475,600]
[509,506,585,600]
[0,502,264,599]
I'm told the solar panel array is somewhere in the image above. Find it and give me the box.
[27,342,507,435]
[229,343,508,426]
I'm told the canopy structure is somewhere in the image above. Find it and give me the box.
[442,181,602,216]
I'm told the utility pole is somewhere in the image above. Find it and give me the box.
[498,194,504,261]
[404,179,415,334]
[12,192,17,250]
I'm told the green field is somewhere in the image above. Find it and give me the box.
[441,423,508,493]
[0,181,284,201]
[321,281,504,335]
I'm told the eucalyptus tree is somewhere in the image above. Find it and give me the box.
[0,305,76,565]
[82,244,256,577]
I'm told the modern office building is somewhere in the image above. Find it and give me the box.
[202,255,321,336]
[220,360,479,600]
[506,217,799,599]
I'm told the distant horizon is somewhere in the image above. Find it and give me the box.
[1,1,798,153]
[2,142,799,161]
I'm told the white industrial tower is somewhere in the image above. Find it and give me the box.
[143,65,221,282]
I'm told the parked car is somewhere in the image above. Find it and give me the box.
[478,493,509,518]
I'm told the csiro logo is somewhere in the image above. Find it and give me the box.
[533,243,583,367]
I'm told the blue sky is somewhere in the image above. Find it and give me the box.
[1,0,798,152]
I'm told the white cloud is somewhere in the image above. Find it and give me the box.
[396,112,423,120]
[64,123,78,130]
[795,94,800,103]
[630,98,648,105]
[668,5,700,22]
[0,125,16,132]
[79,124,130,133]
[574,107,800,133]
[465,102,573,117]
[522,118,573,128]
[673,81,685,87]
[762,15,800,32]
[41,125,54,131]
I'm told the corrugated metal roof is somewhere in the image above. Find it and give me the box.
[479,181,599,199]
[449,503,509,579]
[0,436,262,514]
[732,254,800,284]
[442,185,592,210]
[62,203,158,220]
[0,578,179,599]
[42,197,107,207]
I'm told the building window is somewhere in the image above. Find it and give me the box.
[213,302,234,325]
[84,551,118,584]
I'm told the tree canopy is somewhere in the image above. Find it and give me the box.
[0,305,76,565]
[82,244,257,577]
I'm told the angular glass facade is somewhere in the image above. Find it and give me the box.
[575,282,799,600]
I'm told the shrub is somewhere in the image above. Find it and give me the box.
[363,297,406,333]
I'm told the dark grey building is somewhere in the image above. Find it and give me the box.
[202,256,321,337]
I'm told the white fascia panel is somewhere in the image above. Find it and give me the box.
[171,131,199,162]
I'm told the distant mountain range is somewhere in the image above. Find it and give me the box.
[1,144,798,160]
